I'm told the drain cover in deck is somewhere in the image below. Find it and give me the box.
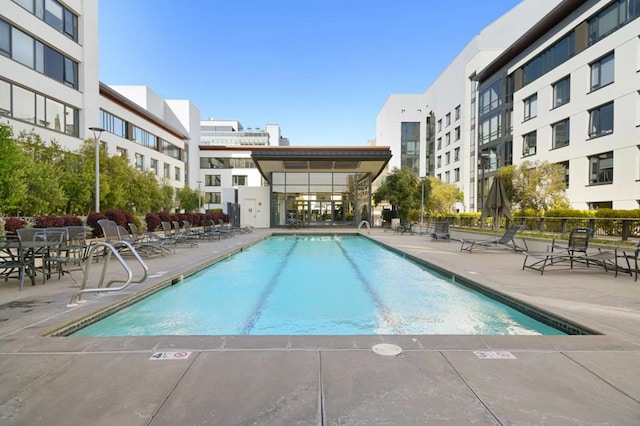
[371,343,403,356]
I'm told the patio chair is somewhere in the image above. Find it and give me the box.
[38,228,77,283]
[431,221,450,241]
[460,225,527,253]
[549,228,593,268]
[172,220,198,247]
[0,235,36,290]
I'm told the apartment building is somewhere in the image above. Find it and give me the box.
[1,1,195,197]
[476,0,640,210]
[376,0,562,212]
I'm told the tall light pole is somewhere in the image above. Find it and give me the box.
[197,180,202,212]
[420,177,425,232]
[479,152,490,227]
[89,127,105,212]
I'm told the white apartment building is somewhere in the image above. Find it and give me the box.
[1,1,197,202]
[477,0,640,210]
[1,0,99,151]
[376,0,562,212]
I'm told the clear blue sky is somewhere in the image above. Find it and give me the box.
[98,0,522,146]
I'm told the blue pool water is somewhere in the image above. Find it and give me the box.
[73,235,565,336]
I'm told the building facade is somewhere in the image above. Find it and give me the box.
[376,0,562,212]
[477,0,640,210]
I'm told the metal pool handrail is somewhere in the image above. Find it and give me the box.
[67,241,148,307]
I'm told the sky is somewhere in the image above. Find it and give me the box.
[98,0,523,146]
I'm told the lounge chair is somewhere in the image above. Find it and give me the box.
[431,221,450,241]
[460,225,527,253]
[522,228,620,274]
[99,219,167,257]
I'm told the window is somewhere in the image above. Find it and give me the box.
[588,0,640,45]
[454,126,460,141]
[590,52,614,91]
[13,0,78,41]
[206,192,221,204]
[135,154,144,171]
[205,174,221,186]
[437,119,442,132]
[454,147,460,162]
[552,118,570,148]
[589,151,613,184]
[445,113,451,126]
[163,163,170,179]
[445,133,450,146]
[523,94,537,121]
[558,160,569,188]
[454,168,460,182]
[0,19,10,56]
[150,158,158,175]
[589,102,614,137]
[522,131,537,156]
[132,126,158,149]
[13,85,35,123]
[12,28,34,68]
[116,147,127,158]
[522,32,575,85]
[552,76,570,107]
[479,113,501,145]
[445,171,450,183]
[162,140,181,159]
[200,157,224,169]
[479,80,502,116]
[437,137,442,150]
[454,105,461,121]
[0,80,10,115]
[436,156,441,168]
[232,175,248,186]
[445,152,450,165]
[174,167,180,181]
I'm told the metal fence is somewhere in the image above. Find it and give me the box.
[430,216,640,242]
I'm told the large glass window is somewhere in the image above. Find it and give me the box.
[553,76,570,107]
[100,110,127,137]
[135,154,144,171]
[590,52,614,91]
[523,32,575,85]
[479,80,502,116]
[552,118,570,148]
[206,192,221,204]
[232,175,248,186]
[0,19,10,56]
[589,102,614,137]
[12,85,35,123]
[589,0,640,45]
[0,80,10,115]
[205,175,221,186]
[523,94,537,121]
[400,122,420,175]
[522,131,537,157]
[45,97,64,131]
[479,113,501,145]
[12,28,34,68]
[13,0,77,41]
[589,151,613,184]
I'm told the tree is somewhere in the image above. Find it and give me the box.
[176,186,199,212]
[425,177,463,214]
[373,168,424,221]
[499,160,569,213]
[0,124,27,214]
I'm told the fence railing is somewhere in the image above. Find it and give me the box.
[428,216,640,241]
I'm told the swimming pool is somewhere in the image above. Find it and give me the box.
[73,235,565,336]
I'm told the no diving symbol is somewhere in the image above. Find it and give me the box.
[149,351,192,360]
[248,208,253,212]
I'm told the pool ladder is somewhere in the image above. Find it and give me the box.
[67,241,148,307]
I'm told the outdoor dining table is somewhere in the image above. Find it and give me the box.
[2,239,63,288]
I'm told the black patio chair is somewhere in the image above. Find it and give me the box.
[431,221,450,241]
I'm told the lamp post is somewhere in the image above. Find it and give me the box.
[89,127,105,212]
[420,177,425,232]
[479,152,490,227]
[197,180,202,213]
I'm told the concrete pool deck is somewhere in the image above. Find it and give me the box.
[0,227,638,425]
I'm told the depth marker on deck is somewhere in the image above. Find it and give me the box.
[149,351,192,360]
[474,351,516,359]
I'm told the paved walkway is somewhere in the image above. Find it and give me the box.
[0,228,638,425]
